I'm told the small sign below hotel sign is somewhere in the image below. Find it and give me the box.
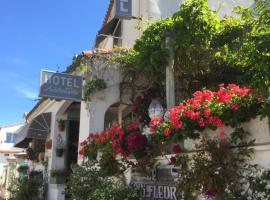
[39,70,83,101]
[131,166,178,200]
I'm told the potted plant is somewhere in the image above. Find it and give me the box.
[57,119,65,131]
[38,152,45,161]
[56,145,64,157]
[50,169,67,184]
[45,138,52,149]
[127,132,149,165]
[26,147,37,161]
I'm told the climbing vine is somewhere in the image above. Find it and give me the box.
[113,0,270,97]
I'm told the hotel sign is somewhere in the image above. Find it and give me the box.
[115,0,132,19]
[39,70,83,101]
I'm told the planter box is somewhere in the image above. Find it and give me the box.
[185,116,270,151]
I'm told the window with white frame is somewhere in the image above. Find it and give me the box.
[5,133,17,143]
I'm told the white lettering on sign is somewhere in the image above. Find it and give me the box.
[44,73,80,88]
[134,183,177,200]
[120,0,129,12]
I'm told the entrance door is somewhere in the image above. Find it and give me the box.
[66,120,79,171]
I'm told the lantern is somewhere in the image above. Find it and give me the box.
[148,99,164,119]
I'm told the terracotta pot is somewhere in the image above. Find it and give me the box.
[45,139,52,149]
[137,155,150,165]
[38,152,45,161]
[58,122,65,132]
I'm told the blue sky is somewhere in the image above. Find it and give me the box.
[0,0,109,126]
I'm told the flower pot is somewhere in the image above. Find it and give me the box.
[45,139,52,149]
[56,148,64,157]
[132,149,149,165]
[137,154,150,165]
[58,122,65,132]
[38,152,45,161]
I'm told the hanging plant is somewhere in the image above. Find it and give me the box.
[84,79,107,101]
[38,152,45,162]
[56,146,64,157]
[45,138,52,149]
[57,119,65,132]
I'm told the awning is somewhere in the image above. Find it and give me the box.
[95,18,121,48]
[14,112,51,148]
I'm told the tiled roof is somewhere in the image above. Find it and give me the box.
[103,0,114,26]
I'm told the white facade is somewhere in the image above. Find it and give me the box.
[97,0,254,49]
[0,123,24,184]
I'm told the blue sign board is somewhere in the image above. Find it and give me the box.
[115,0,132,19]
[39,70,83,101]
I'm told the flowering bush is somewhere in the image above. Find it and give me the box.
[150,84,267,143]
[80,84,269,164]
[175,131,255,200]
[79,120,142,161]
[127,132,148,159]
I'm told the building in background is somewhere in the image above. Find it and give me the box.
[0,123,24,199]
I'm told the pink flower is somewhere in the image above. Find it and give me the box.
[163,128,172,137]
[230,103,239,110]
[172,145,182,153]
[198,118,205,127]
[219,130,225,139]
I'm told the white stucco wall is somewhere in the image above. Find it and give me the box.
[121,0,254,48]
[0,123,24,184]
[148,0,254,19]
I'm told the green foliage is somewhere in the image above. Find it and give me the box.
[175,131,255,199]
[113,0,270,96]
[67,161,140,200]
[8,176,43,200]
[98,147,122,176]
[84,79,107,101]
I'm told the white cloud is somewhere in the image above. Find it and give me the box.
[13,86,38,99]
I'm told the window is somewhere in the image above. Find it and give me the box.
[5,133,17,143]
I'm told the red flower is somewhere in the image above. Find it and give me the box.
[149,117,163,127]
[204,109,212,118]
[230,103,239,110]
[87,133,94,139]
[126,121,140,131]
[219,130,225,139]
[131,105,137,112]
[198,118,205,127]
[208,116,223,127]
[172,145,182,153]
[80,140,87,146]
[149,127,155,133]
[79,149,84,156]
[215,89,232,104]
[135,95,142,103]
[170,156,177,164]
[127,133,147,151]
[163,128,172,137]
